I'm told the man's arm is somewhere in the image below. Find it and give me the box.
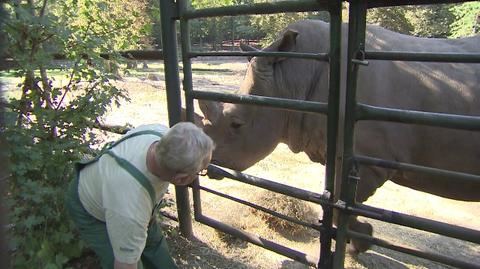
[114,259,137,269]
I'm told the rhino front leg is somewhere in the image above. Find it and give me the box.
[333,166,388,254]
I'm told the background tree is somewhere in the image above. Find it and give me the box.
[3,0,134,267]
[190,0,236,50]
[405,4,455,37]
[367,4,463,38]
[0,0,9,268]
[449,2,480,37]
[367,6,413,34]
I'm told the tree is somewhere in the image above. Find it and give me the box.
[367,6,413,34]
[3,0,130,267]
[406,4,455,38]
[250,12,309,46]
[449,2,480,37]
[190,0,236,50]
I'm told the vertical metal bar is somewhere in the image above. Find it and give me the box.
[178,0,203,219]
[159,0,193,237]
[319,1,342,268]
[332,1,367,268]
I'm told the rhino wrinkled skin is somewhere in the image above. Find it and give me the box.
[199,20,480,253]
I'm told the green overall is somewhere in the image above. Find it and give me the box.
[65,130,178,269]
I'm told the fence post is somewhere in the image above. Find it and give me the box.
[159,0,193,237]
[332,0,368,268]
[319,0,342,268]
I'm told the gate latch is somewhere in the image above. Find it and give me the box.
[352,50,369,66]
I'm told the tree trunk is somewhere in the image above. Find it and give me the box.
[231,17,235,51]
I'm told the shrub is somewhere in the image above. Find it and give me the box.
[2,0,133,267]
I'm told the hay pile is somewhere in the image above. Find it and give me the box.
[250,190,319,239]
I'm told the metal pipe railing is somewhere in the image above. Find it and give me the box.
[333,1,368,267]
[355,155,480,185]
[181,0,329,19]
[347,230,480,269]
[196,185,324,231]
[356,103,480,131]
[160,0,192,237]
[349,203,480,244]
[206,165,332,206]
[190,90,329,114]
[189,51,329,60]
[320,1,342,267]
[196,214,320,268]
[365,51,480,63]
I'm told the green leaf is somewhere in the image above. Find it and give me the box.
[24,215,44,229]
[44,263,58,269]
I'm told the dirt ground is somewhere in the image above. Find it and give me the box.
[4,58,478,268]
[93,57,480,269]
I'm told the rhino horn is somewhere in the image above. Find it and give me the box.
[198,100,223,125]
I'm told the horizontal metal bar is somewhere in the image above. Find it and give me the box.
[189,51,329,61]
[365,0,473,8]
[181,0,329,19]
[365,51,480,63]
[355,155,480,185]
[54,50,164,60]
[196,185,324,231]
[191,90,329,114]
[348,204,480,244]
[347,230,480,269]
[206,164,331,206]
[1,50,164,70]
[196,214,319,268]
[108,50,164,60]
[356,103,480,131]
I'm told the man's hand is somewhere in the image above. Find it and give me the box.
[114,259,137,269]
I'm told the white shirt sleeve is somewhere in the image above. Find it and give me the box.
[105,210,150,264]
[102,169,154,264]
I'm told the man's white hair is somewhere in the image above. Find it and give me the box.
[155,122,214,174]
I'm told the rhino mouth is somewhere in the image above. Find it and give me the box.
[210,159,243,171]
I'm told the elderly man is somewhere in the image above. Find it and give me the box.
[66,122,215,269]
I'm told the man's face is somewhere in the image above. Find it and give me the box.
[170,153,212,186]
[169,173,198,186]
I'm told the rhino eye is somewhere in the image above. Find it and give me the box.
[231,122,243,129]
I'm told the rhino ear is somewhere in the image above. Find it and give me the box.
[180,107,205,128]
[278,29,298,52]
[240,43,258,62]
[262,29,299,64]
[198,100,223,125]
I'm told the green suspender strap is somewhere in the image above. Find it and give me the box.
[76,130,164,208]
[105,151,157,207]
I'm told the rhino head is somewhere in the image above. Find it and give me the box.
[199,30,301,171]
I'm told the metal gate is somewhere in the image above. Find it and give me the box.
[157,0,480,268]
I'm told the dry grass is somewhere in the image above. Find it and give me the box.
[250,191,319,238]
[3,59,478,268]
[102,59,479,269]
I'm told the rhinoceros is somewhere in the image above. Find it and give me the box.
[198,20,480,253]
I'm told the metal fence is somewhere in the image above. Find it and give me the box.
[157,0,480,268]
[334,2,480,268]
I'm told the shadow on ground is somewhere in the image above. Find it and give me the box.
[165,225,257,269]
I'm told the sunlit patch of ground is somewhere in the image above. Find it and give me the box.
[90,59,480,269]
[2,59,479,268]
